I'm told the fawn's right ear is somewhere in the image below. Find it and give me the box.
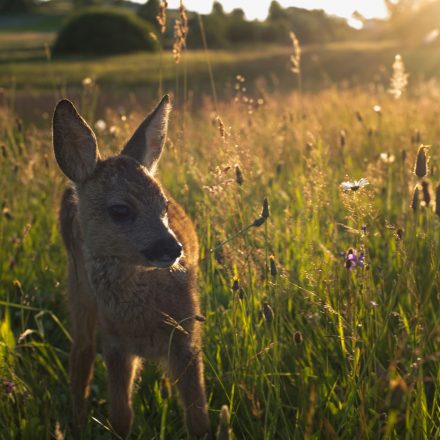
[53,99,99,183]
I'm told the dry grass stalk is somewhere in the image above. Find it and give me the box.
[156,0,168,34]
[289,31,301,74]
[389,54,409,99]
[215,115,226,141]
[172,1,189,64]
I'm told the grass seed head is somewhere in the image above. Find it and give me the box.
[289,31,301,75]
[172,2,189,64]
[261,197,270,219]
[294,331,303,344]
[269,255,277,278]
[252,198,270,227]
[421,180,431,206]
[232,276,240,292]
[235,165,243,185]
[157,1,168,34]
[389,54,409,99]
[215,115,226,141]
[263,302,274,323]
[414,145,429,178]
[411,185,420,211]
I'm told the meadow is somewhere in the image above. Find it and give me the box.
[0,20,440,440]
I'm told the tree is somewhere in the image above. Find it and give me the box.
[72,0,101,7]
[212,1,225,16]
[138,0,160,27]
[230,8,245,21]
[0,0,34,13]
[268,0,286,21]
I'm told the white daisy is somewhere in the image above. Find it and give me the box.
[340,178,370,192]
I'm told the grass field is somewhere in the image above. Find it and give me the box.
[0,17,439,440]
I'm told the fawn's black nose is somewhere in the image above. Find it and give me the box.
[142,238,183,263]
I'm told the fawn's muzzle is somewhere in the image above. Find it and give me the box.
[141,237,183,266]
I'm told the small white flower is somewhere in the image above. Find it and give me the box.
[380,152,396,164]
[94,119,107,132]
[373,105,382,113]
[340,178,370,192]
[109,125,119,136]
[82,77,93,87]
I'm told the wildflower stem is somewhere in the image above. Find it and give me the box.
[204,223,254,259]
[387,163,392,212]
[264,219,269,288]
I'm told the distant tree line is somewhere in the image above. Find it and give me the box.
[0,0,34,12]
[1,0,355,48]
[137,0,355,48]
[0,0,105,13]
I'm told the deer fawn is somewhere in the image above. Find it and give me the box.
[53,96,210,438]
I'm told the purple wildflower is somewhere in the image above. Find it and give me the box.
[345,249,365,270]
[345,249,357,270]
[3,379,15,394]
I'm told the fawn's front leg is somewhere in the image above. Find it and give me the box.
[102,342,139,439]
[168,343,211,438]
[67,260,97,436]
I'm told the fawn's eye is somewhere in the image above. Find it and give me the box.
[108,204,133,224]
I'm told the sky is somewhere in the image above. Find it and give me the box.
[132,1,389,22]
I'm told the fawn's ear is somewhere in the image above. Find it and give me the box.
[121,95,171,174]
[53,99,99,183]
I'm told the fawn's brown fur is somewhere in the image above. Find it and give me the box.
[53,96,210,438]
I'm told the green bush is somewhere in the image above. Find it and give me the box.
[53,7,158,56]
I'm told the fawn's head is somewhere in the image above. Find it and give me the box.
[53,96,183,268]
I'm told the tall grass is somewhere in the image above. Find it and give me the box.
[0,67,439,439]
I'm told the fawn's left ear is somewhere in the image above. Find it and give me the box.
[53,99,99,183]
[121,95,171,174]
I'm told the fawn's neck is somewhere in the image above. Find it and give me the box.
[85,253,141,296]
